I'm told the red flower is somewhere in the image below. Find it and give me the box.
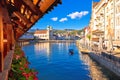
[22,72,29,80]
[20,67,23,70]
[24,64,28,68]
[34,77,38,80]
[15,55,20,60]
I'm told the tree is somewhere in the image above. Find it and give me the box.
[87,34,91,50]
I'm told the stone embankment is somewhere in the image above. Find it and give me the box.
[76,40,120,77]
[89,52,120,77]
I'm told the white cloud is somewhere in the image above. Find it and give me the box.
[51,17,58,21]
[67,11,89,19]
[59,18,68,22]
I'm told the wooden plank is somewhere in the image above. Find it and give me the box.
[2,5,13,57]
[14,20,26,29]
[3,24,9,57]
[13,11,31,24]
[4,50,14,70]
[11,25,15,48]
[15,28,24,39]
[7,24,13,50]
[36,0,41,6]
[0,70,8,80]
[0,4,4,72]
[40,0,56,13]
[22,0,42,15]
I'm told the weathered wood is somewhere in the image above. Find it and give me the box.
[22,0,42,15]
[13,11,31,24]
[4,50,14,70]
[0,50,14,80]
[0,4,4,72]
[2,4,13,57]
[15,28,25,39]
[7,24,13,50]
[0,70,8,80]
[14,20,26,29]
[35,0,41,6]
[40,0,55,13]
[3,24,9,58]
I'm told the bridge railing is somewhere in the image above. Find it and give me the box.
[0,47,14,80]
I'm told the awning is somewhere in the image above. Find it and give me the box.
[92,29,104,35]
[92,38,99,42]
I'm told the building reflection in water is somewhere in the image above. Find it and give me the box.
[34,42,50,59]
[80,53,109,80]
[65,42,71,51]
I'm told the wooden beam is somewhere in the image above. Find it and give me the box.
[15,29,24,39]
[30,15,39,23]
[7,24,14,50]
[3,24,9,58]
[2,7,12,54]
[13,11,31,24]
[36,0,41,6]
[0,4,4,72]
[22,0,42,15]
[14,20,26,29]
[40,0,56,13]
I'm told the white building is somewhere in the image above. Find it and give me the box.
[34,26,53,40]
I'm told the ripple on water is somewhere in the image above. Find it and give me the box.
[23,42,109,80]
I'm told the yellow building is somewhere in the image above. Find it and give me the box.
[89,0,119,51]
[115,0,120,41]
[90,0,106,50]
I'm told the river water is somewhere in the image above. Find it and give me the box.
[22,42,119,80]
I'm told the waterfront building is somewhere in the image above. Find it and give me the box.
[90,0,106,50]
[34,26,53,40]
[114,0,120,45]
[89,0,120,51]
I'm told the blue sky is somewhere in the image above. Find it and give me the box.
[32,0,100,30]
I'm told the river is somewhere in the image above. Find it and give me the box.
[22,42,119,80]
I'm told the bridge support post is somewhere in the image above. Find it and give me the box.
[0,4,4,72]
[7,24,14,50]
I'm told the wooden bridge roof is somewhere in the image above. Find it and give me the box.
[3,0,61,39]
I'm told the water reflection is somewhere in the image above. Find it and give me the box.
[22,42,120,80]
[80,53,120,80]
[34,42,50,58]
[23,42,90,80]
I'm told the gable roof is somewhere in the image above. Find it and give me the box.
[34,30,47,34]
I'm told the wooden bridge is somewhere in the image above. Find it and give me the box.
[0,0,61,79]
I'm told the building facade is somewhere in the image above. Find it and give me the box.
[34,26,53,40]
[89,0,120,51]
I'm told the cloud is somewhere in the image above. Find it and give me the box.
[59,18,68,22]
[51,17,58,21]
[67,11,89,19]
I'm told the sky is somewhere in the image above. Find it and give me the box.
[32,0,100,30]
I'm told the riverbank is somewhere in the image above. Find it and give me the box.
[17,40,76,46]
[37,40,75,43]
[89,52,120,77]
[76,40,120,78]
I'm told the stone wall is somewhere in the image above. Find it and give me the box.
[89,53,120,77]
